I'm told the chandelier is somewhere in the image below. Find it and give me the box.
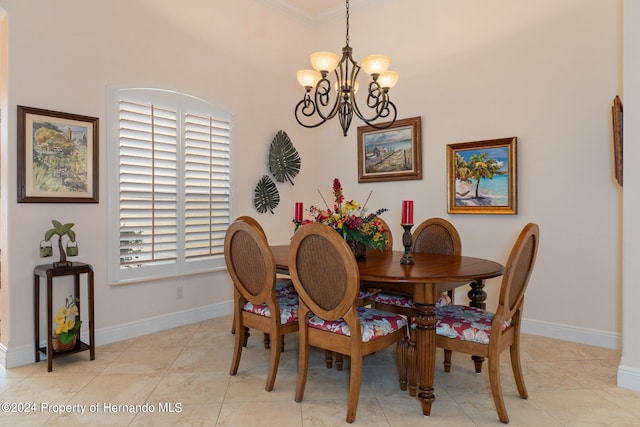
[294,0,399,137]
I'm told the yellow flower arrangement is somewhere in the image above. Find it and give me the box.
[55,295,82,345]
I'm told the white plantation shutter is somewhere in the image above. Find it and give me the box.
[119,101,178,268]
[184,113,231,260]
[109,88,232,284]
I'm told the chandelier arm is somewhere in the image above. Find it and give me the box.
[353,98,398,130]
[313,72,341,121]
[295,96,326,129]
[353,82,395,125]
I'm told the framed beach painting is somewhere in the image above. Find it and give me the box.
[357,116,422,183]
[18,105,99,203]
[447,137,517,214]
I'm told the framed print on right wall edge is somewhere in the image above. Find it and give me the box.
[447,137,517,214]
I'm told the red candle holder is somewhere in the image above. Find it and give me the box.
[400,224,414,265]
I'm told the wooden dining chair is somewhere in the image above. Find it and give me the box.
[371,217,460,394]
[435,223,540,424]
[224,218,299,391]
[327,215,393,371]
[230,215,297,350]
[289,223,407,423]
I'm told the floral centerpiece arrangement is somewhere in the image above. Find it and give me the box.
[53,295,82,351]
[294,178,389,253]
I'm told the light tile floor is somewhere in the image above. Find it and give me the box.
[1,315,639,426]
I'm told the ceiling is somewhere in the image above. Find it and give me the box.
[278,0,345,18]
[262,0,380,23]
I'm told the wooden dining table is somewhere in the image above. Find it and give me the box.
[271,244,504,417]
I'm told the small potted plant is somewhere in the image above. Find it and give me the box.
[43,220,77,268]
[53,294,82,352]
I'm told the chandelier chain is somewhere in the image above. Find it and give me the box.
[345,0,350,46]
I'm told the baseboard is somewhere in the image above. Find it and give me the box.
[618,365,640,392]
[2,300,233,369]
[0,342,7,369]
[1,307,623,369]
[521,317,620,350]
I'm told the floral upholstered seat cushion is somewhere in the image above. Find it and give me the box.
[435,305,511,345]
[358,287,380,300]
[308,307,407,342]
[243,293,299,325]
[371,292,451,308]
[275,278,297,298]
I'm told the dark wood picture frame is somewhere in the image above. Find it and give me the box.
[357,116,422,183]
[612,95,623,186]
[18,105,99,203]
[447,137,517,215]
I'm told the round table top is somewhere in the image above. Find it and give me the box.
[270,245,504,285]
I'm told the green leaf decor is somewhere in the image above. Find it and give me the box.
[269,130,301,185]
[253,175,280,214]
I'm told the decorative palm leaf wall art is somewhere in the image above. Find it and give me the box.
[253,174,280,214]
[269,130,301,185]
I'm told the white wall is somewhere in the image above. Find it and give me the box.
[305,0,622,345]
[0,0,320,366]
[619,0,640,391]
[0,0,630,369]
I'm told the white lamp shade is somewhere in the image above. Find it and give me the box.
[378,71,399,89]
[310,52,340,73]
[361,55,390,75]
[297,69,322,87]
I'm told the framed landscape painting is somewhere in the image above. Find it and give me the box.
[18,106,99,203]
[357,116,422,183]
[447,137,517,214]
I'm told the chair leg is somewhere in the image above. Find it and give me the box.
[231,310,236,334]
[229,318,244,376]
[396,337,408,391]
[488,355,509,424]
[346,352,363,423]
[295,330,310,403]
[265,333,286,352]
[443,349,452,373]
[510,341,528,399]
[335,353,344,371]
[264,332,270,349]
[472,355,484,373]
[325,350,333,368]
[265,332,283,391]
[243,327,250,347]
[324,350,345,370]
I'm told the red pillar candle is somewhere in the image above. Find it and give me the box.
[402,200,414,225]
[295,202,304,222]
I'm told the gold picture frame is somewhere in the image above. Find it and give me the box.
[447,137,517,215]
[18,105,99,203]
[357,116,422,183]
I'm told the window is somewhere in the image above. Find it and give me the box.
[108,88,232,284]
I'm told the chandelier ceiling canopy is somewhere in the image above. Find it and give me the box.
[294,0,398,136]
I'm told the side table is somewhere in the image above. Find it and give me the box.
[34,262,95,372]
